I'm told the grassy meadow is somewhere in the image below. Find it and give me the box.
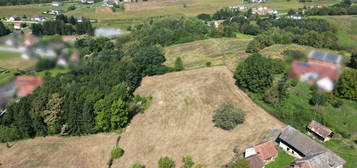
[266,150,296,168]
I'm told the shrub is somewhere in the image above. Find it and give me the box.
[213,102,245,130]
[158,156,175,168]
[206,62,212,67]
[309,92,326,106]
[182,155,194,168]
[111,146,124,159]
[174,57,184,71]
[132,163,145,168]
[282,49,306,63]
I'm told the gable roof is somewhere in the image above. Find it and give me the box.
[290,60,340,82]
[254,140,278,160]
[308,120,333,139]
[296,151,346,168]
[279,126,327,155]
[15,76,43,97]
[247,155,264,168]
[279,126,346,168]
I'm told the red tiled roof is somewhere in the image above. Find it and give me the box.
[254,140,278,160]
[308,120,332,139]
[15,76,43,97]
[247,155,264,168]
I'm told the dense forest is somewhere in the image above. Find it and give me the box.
[0,17,210,142]
[31,15,94,36]
[0,21,11,37]
[0,0,65,6]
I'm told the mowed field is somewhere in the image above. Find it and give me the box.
[0,50,35,70]
[0,133,117,168]
[113,66,285,167]
[164,38,333,71]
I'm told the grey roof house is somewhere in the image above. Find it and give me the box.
[278,126,345,168]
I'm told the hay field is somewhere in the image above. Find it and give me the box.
[0,133,117,168]
[113,66,285,168]
[0,51,35,70]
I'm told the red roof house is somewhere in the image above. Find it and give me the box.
[15,76,43,97]
[254,140,278,161]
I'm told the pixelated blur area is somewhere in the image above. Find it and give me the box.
[289,50,342,92]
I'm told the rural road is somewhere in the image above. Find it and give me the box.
[0,46,22,53]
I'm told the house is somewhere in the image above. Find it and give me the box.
[245,141,278,161]
[250,0,265,3]
[251,7,278,15]
[307,120,333,142]
[49,8,63,15]
[15,76,43,97]
[289,51,342,91]
[245,141,278,168]
[289,14,302,20]
[57,55,68,66]
[31,15,46,22]
[103,0,118,7]
[7,16,19,22]
[229,5,247,10]
[315,4,328,8]
[62,35,76,42]
[14,23,21,30]
[51,1,62,6]
[213,20,225,28]
[277,126,345,168]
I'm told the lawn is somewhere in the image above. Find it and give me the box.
[37,68,70,77]
[0,68,18,87]
[324,139,357,168]
[266,150,296,168]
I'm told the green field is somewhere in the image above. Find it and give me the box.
[324,139,357,168]
[0,50,35,70]
[266,150,296,168]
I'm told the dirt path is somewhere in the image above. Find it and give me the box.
[113,66,285,168]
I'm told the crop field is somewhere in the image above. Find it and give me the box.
[113,66,285,167]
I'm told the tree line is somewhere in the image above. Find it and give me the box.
[31,15,94,36]
[305,0,357,16]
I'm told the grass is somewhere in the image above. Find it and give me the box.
[324,139,357,168]
[164,38,252,71]
[0,68,18,87]
[37,68,70,77]
[266,150,296,168]
[0,50,35,70]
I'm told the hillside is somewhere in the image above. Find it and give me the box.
[113,66,285,167]
[0,133,117,168]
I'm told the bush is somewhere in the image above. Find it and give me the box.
[132,163,145,168]
[111,146,124,159]
[174,57,184,71]
[282,49,306,63]
[158,156,175,168]
[182,155,194,168]
[213,102,245,130]
[309,92,327,106]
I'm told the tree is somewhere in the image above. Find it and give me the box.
[349,52,357,69]
[234,54,274,93]
[158,156,175,168]
[35,58,56,71]
[174,57,184,71]
[110,99,129,129]
[212,102,245,130]
[111,146,124,159]
[41,93,64,134]
[197,13,211,21]
[0,21,10,36]
[227,159,250,168]
[334,69,357,100]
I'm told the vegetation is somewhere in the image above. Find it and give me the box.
[0,21,10,36]
[110,146,124,159]
[212,102,245,130]
[174,57,184,71]
[35,58,56,72]
[225,159,250,168]
[306,0,357,16]
[158,156,175,168]
[334,69,357,101]
[0,0,65,6]
[132,163,145,168]
[32,15,93,36]
[266,150,296,168]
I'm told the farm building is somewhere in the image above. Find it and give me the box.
[251,7,278,15]
[307,120,333,142]
[278,126,345,168]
